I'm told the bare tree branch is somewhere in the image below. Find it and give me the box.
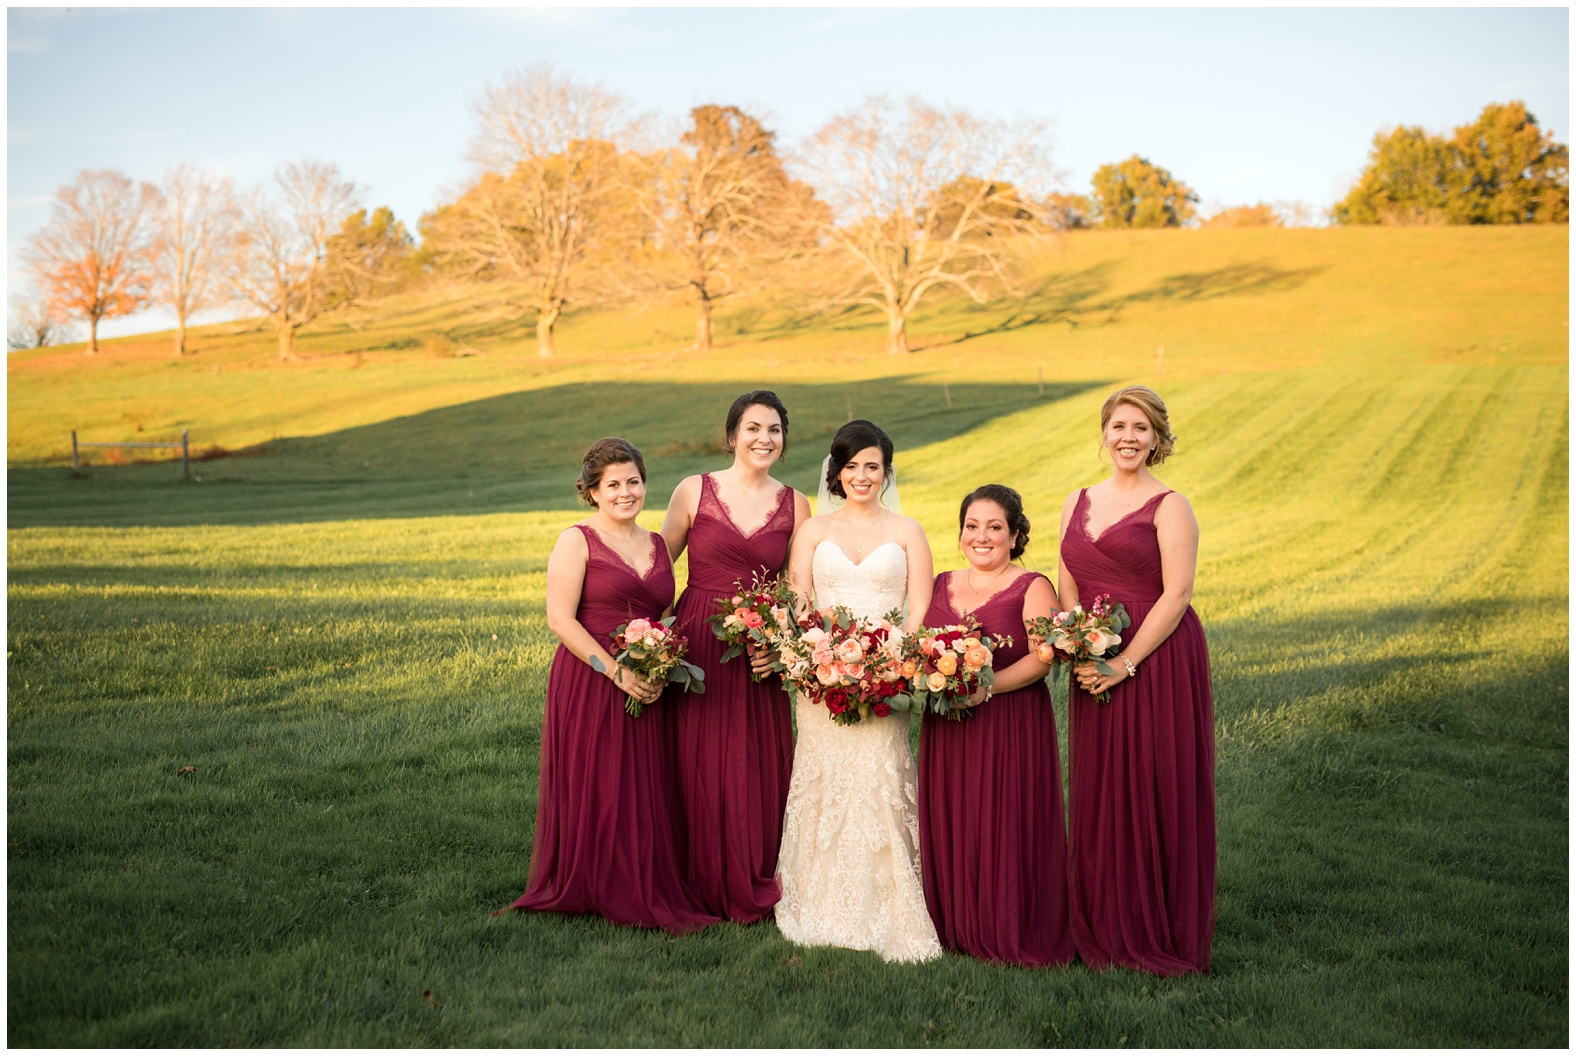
[230,160,361,361]
[797,96,1057,353]
[152,165,242,357]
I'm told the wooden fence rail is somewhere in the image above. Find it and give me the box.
[71,429,191,480]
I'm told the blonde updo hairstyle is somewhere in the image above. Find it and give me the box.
[1100,385,1176,466]
[575,437,647,506]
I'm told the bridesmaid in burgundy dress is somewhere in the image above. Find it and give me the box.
[1058,385,1216,975]
[660,392,811,921]
[918,484,1074,967]
[509,438,721,934]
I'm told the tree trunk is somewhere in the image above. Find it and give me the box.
[277,319,297,362]
[86,314,100,356]
[885,309,910,355]
[694,285,713,354]
[536,302,562,358]
[173,309,187,358]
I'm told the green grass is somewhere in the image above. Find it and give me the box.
[7,226,1568,1045]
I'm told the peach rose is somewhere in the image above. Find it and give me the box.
[840,662,865,682]
[816,664,840,686]
[900,659,919,679]
[935,652,958,676]
[742,610,765,629]
[801,626,827,645]
[1036,641,1057,664]
[963,645,990,670]
[624,618,653,641]
[811,642,837,667]
[1088,629,1122,654]
[927,671,949,692]
[834,638,865,664]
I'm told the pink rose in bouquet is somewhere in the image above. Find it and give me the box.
[705,571,797,682]
[591,615,706,717]
[780,605,906,726]
[1026,593,1131,704]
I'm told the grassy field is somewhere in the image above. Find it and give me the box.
[7,226,1568,1045]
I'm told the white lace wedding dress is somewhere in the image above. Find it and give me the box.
[773,541,942,962]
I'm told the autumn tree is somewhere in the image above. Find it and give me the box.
[21,169,157,355]
[231,160,361,361]
[1449,101,1568,223]
[1203,202,1283,227]
[151,165,241,357]
[7,292,74,350]
[1331,125,1455,225]
[426,63,640,357]
[639,104,822,353]
[1334,102,1568,225]
[1041,191,1095,230]
[321,206,416,305]
[801,95,1054,355]
[1090,156,1198,228]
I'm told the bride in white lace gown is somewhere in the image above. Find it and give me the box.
[773,421,943,963]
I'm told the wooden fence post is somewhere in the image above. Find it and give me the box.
[71,430,79,473]
[182,429,190,481]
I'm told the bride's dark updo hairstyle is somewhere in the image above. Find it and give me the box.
[825,419,895,500]
[958,483,1031,561]
[575,437,646,506]
[725,390,791,461]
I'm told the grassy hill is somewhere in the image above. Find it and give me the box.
[6,226,1568,1045]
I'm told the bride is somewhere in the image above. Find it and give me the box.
[772,420,942,962]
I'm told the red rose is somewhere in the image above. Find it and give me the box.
[872,701,892,718]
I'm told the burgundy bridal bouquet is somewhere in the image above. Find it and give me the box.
[888,620,1013,722]
[780,605,907,726]
[591,616,706,717]
[1027,593,1132,704]
[705,572,797,682]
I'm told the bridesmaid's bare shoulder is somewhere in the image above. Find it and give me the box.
[1155,489,1198,529]
[554,523,591,556]
[669,473,705,509]
[1058,490,1083,534]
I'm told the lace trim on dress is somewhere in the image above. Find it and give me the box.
[1079,488,1173,545]
[578,522,660,581]
[700,473,793,540]
[942,568,1040,621]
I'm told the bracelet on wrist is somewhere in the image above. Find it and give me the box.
[1118,653,1137,679]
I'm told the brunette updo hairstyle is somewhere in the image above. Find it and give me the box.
[958,484,1031,560]
[724,390,791,461]
[825,420,895,500]
[575,437,647,506]
[1100,385,1176,466]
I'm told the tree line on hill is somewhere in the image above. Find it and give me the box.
[12,65,1569,360]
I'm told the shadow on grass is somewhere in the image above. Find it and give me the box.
[914,259,1325,350]
[8,376,1109,529]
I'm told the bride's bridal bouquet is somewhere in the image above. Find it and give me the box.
[780,606,907,726]
[1027,594,1131,704]
[706,572,797,682]
[591,616,706,717]
[888,621,1012,722]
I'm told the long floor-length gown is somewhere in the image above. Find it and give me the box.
[774,541,942,963]
[509,523,722,935]
[670,473,796,921]
[1061,489,1215,974]
[918,570,1075,967]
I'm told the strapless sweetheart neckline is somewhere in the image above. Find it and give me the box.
[813,539,903,569]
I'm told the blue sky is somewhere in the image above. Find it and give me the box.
[7,4,1570,338]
